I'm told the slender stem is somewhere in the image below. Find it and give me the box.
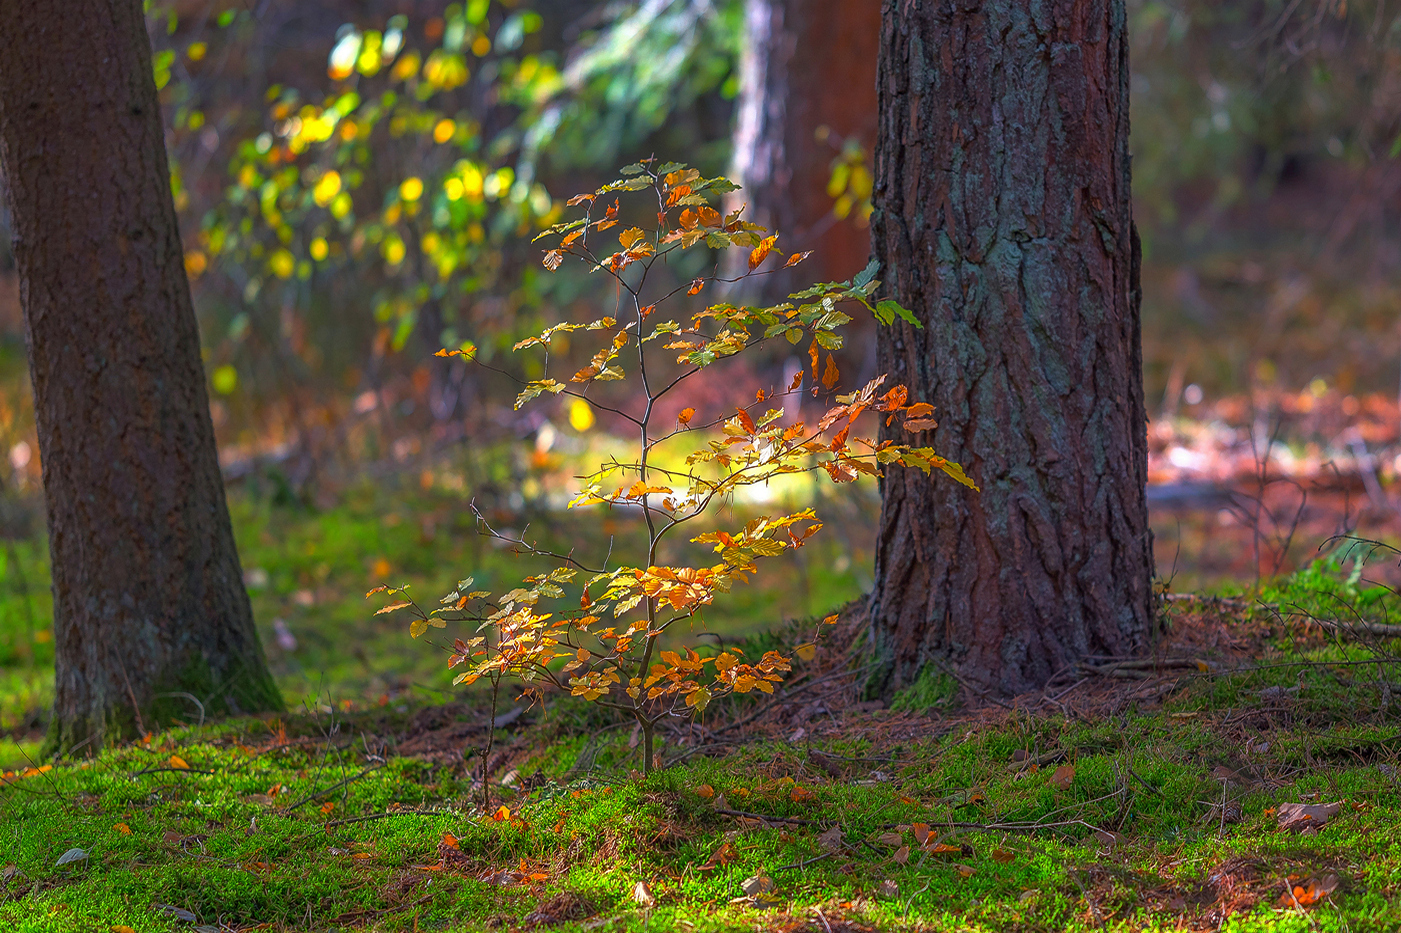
[482,674,499,812]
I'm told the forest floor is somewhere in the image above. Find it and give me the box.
[4,579,1401,932]
[2,397,1401,930]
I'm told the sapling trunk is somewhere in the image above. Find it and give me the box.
[642,718,655,775]
[481,674,500,812]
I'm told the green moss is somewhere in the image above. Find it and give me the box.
[890,664,959,712]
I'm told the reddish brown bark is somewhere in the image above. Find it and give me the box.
[868,0,1156,697]
[0,0,282,751]
[732,0,880,286]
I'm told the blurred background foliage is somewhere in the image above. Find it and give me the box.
[1,0,1401,717]
[0,0,1394,479]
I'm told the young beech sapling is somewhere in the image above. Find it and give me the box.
[369,159,976,778]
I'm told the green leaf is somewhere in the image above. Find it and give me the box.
[852,258,880,289]
[877,299,922,328]
[619,163,648,176]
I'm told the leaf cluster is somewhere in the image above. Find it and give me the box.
[374,158,976,772]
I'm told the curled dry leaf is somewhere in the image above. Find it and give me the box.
[816,824,845,851]
[741,873,774,897]
[878,879,900,899]
[1277,801,1342,834]
[877,832,904,848]
[695,783,714,798]
[893,845,911,865]
[55,847,87,866]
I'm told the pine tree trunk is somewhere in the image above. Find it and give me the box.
[0,0,283,751]
[868,0,1155,697]
[731,0,880,287]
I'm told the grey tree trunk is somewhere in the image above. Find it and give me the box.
[0,0,283,751]
[867,0,1156,697]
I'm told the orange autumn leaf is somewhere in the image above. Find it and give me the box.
[492,805,512,822]
[748,235,777,271]
[695,784,715,798]
[678,407,695,425]
[822,354,840,390]
[113,822,132,835]
[168,755,190,770]
[687,277,705,295]
[442,832,460,849]
[320,801,336,815]
[790,786,817,803]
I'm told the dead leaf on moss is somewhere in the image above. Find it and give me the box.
[1050,764,1075,789]
[1277,873,1340,908]
[1277,801,1342,835]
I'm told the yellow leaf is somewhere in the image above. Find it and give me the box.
[685,685,712,711]
[748,235,777,271]
[168,755,189,770]
[619,227,646,249]
[492,805,512,822]
[696,784,715,798]
[376,601,411,615]
[410,618,428,638]
[794,643,816,662]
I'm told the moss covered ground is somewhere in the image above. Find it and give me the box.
[3,480,1401,930]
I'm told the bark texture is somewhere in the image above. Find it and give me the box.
[868,0,1155,696]
[731,0,880,286]
[0,0,283,750]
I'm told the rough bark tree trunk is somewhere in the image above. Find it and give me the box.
[867,0,1155,697]
[731,0,880,288]
[0,0,283,751]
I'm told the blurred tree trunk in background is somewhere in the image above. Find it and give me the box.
[731,0,879,289]
[867,0,1156,697]
[0,0,283,751]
